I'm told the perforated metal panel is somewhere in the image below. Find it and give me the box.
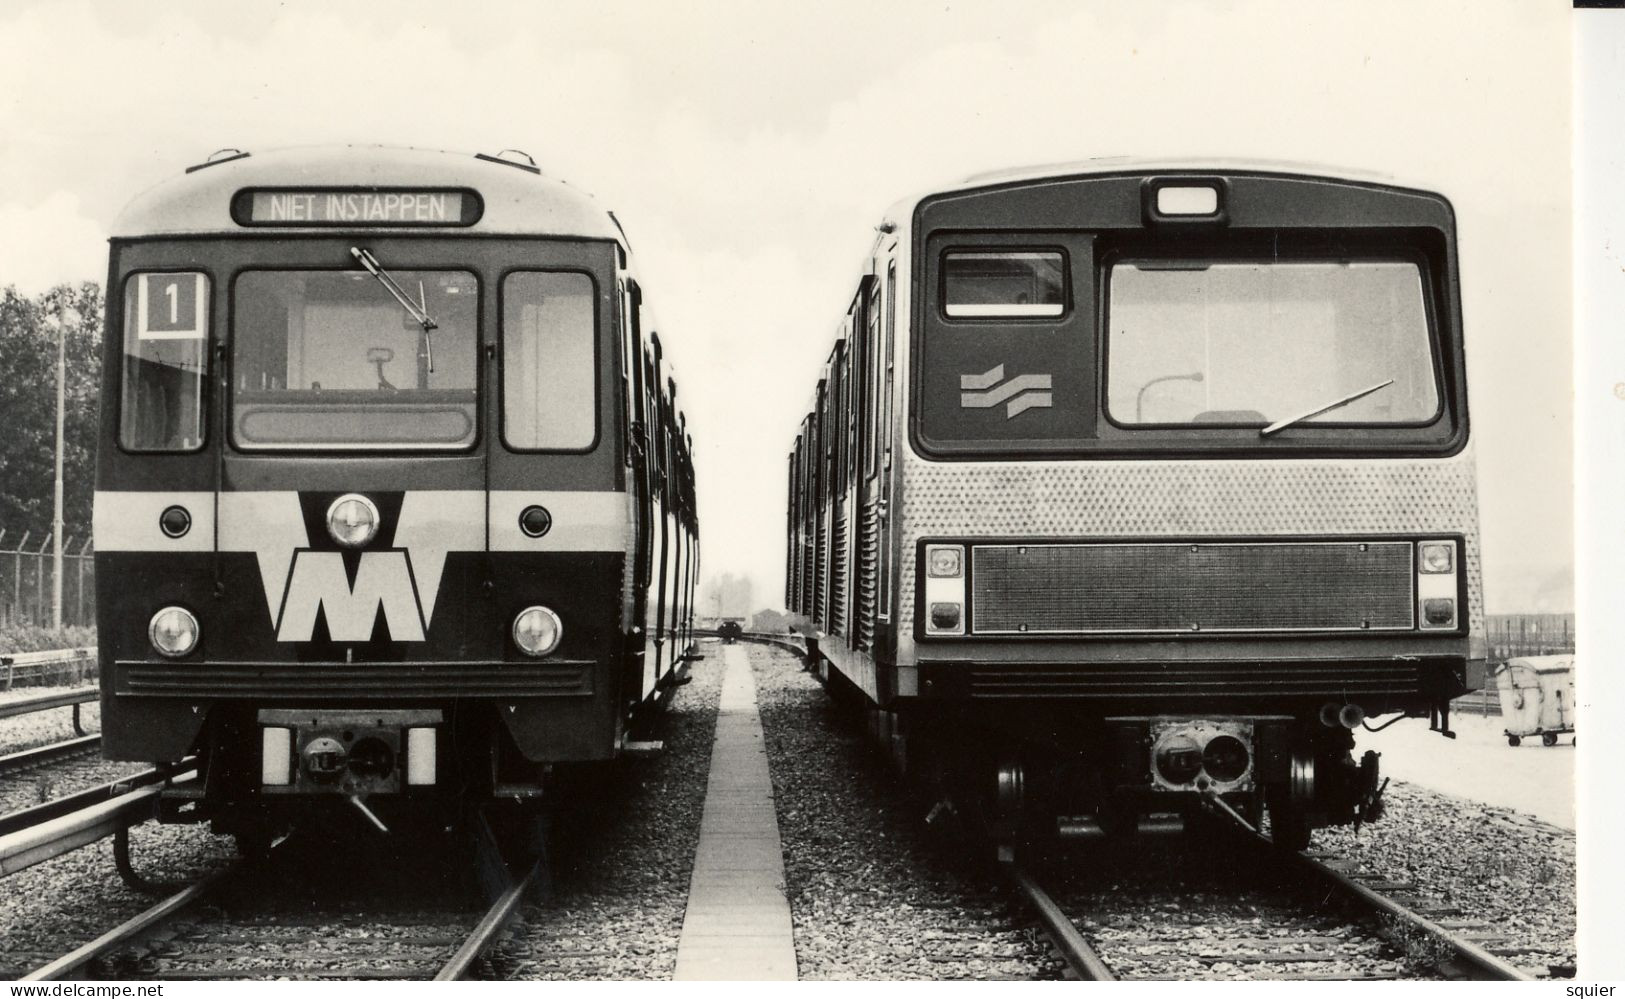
[897,448,1483,649]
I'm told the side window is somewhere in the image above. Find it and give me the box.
[941,250,1066,317]
[502,271,596,450]
[120,272,208,452]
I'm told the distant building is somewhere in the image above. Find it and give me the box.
[702,572,755,620]
[751,608,794,633]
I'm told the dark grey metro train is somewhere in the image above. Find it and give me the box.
[94,146,698,839]
[786,162,1484,850]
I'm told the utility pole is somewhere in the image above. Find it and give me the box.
[50,303,79,631]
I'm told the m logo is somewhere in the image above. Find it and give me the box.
[276,550,426,642]
[960,364,1053,418]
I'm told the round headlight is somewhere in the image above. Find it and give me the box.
[149,606,200,658]
[513,606,563,657]
[327,494,380,548]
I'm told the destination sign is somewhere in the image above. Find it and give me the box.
[235,189,480,226]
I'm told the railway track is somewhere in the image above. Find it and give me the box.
[1008,832,1541,982]
[0,734,102,777]
[20,847,546,981]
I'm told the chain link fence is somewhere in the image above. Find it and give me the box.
[0,528,95,629]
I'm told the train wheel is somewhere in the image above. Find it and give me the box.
[1268,747,1314,852]
[994,754,1025,833]
[1507,735,1521,747]
[1542,732,1558,747]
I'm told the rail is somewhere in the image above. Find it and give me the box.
[435,857,547,980]
[0,767,197,878]
[0,733,100,776]
[22,865,236,981]
[0,764,186,839]
[0,686,96,721]
[1005,862,1116,981]
[1008,833,1538,982]
[694,628,809,659]
[1285,846,1534,981]
[24,846,545,981]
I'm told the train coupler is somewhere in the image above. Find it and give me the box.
[257,708,443,795]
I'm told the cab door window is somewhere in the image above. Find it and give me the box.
[120,272,208,452]
[502,271,597,450]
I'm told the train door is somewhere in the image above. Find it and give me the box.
[623,281,655,703]
[641,338,665,698]
[877,256,898,630]
[798,415,816,618]
[812,378,830,629]
[650,344,672,682]
[855,273,883,651]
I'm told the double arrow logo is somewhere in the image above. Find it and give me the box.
[960,364,1053,418]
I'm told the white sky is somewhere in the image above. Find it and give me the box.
[0,0,1574,613]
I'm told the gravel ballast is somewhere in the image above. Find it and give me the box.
[509,649,726,980]
[1314,782,1575,975]
[0,821,235,979]
[749,643,1576,981]
[749,644,1047,980]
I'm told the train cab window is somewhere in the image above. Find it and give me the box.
[232,269,478,449]
[1105,260,1440,427]
[120,272,209,451]
[503,271,597,450]
[942,250,1065,318]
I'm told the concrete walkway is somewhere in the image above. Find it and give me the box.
[672,644,798,980]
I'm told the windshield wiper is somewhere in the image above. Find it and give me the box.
[1260,379,1394,437]
[350,247,437,373]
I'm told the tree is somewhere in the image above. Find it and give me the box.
[0,283,103,539]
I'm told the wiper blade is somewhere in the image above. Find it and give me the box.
[1260,379,1394,437]
[351,247,437,374]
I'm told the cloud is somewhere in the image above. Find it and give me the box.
[0,191,107,295]
[0,0,1574,609]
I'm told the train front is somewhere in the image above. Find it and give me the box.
[92,148,631,836]
[899,168,1483,846]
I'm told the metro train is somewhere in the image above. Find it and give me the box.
[785,162,1484,850]
[94,146,699,842]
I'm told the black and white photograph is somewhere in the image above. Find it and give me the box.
[0,0,1608,986]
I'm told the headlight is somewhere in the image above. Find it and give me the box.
[149,606,199,658]
[927,545,963,578]
[1418,541,1454,574]
[513,606,563,657]
[327,494,380,548]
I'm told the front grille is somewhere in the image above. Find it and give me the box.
[971,541,1414,635]
[937,658,1430,700]
[116,660,594,699]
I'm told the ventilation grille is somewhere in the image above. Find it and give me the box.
[830,505,849,634]
[118,661,594,699]
[953,658,1427,700]
[970,541,1415,635]
[814,515,829,627]
[856,500,881,648]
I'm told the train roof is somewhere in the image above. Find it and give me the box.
[878,156,1440,229]
[112,145,626,242]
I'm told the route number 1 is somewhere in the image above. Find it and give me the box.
[137,272,206,341]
